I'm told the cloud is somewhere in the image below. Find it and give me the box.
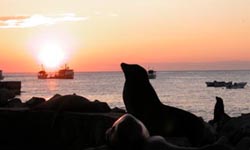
[93,11,119,17]
[0,13,88,28]
[108,12,119,17]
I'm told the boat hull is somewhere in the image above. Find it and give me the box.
[226,82,247,89]
[206,81,247,89]
[205,81,232,87]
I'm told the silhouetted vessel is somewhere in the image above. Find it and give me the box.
[206,80,247,89]
[38,70,48,79]
[38,65,74,79]
[148,69,156,79]
[226,82,247,89]
[205,81,231,87]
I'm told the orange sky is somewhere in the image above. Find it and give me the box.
[0,0,249,72]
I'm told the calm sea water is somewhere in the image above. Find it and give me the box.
[3,70,250,120]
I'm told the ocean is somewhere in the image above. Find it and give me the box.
[3,70,250,121]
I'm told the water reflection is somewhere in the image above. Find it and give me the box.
[46,79,58,91]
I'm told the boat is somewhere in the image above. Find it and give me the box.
[38,65,48,79]
[206,80,247,89]
[38,64,74,79]
[38,70,48,79]
[226,82,247,89]
[205,81,231,87]
[0,70,4,80]
[148,69,156,79]
[52,64,74,79]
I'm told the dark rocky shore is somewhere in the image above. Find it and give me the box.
[0,90,250,150]
[1,88,250,150]
[0,90,125,150]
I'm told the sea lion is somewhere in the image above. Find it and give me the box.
[106,114,229,150]
[211,97,231,132]
[121,63,214,146]
[144,136,232,150]
[214,97,231,123]
[106,114,150,150]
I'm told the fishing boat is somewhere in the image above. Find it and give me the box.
[206,80,247,89]
[38,64,74,79]
[38,70,48,79]
[148,69,156,79]
[205,81,231,87]
[226,82,247,89]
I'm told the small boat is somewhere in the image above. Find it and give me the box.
[226,82,247,89]
[38,70,48,79]
[38,64,74,79]
[148,69,156,79]
[0,70,4,80]
[205,81,231,87]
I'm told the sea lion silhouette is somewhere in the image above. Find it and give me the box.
[106,114,150,150]
[211,97,231,132]
[121,63,213,146]
[144,136,231,150]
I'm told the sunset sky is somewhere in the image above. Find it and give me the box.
[0,0,249,72]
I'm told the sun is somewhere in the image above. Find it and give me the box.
[38,43,65,69]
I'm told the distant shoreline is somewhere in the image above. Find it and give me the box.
[3,69,250,74]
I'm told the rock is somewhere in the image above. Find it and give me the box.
[144,136,171,150]
[26,97,46,108]
[85,145,110,150]
[48,94,62,101]
[219,114,250,145]
[235,137,250,150]
[164,137,191,147]
[0,81,21,95]
[0,88,15,106]
[111,107,126,113]
[0,111,121,150]
[93,100,112,112]
[201,120,217,145]
[6,98,26,108]
[33,94,111,113]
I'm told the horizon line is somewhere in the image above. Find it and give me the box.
[3,68,250,74]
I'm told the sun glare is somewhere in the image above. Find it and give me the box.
[38,43,65,69]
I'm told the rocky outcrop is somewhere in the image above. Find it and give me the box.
[5,98,26,108]
[235,137,250,150]
[25,97,46,108]
[1,91,250,150]
[33,94,111,113]
[0,88,15,106]
[111,107,126,113]
[208,97,250,149]
[219,113,250,146]
[0,110,123,150]
[0,81,21,95]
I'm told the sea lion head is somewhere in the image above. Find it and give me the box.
[120,62,161,114]
[106,114,150,150]
[121,63,149,82]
